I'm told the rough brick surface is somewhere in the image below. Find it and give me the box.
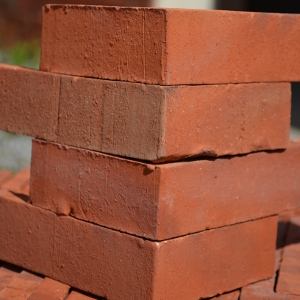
[30,139,300,240]
[0,64,60,141]
[210,291,240,300]
[41,6,300,85]
[276,216,300,296]
[58,77,291,161]
[67,291,98,300]
[28,277,70,300]
[0,190,277,300]
[2,168,30,196]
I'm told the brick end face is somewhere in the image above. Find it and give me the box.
[0,64,60,141]
[40,5,166,85]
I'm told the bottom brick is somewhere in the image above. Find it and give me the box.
[240,212,300,300]
[0,189,276,300]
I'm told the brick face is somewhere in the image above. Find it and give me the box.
[1,3,299,300]
[0,64,292,162]
[57,77,291,162]
[28,277,70,300]
[0,64,60,141]
[1,168,30,196]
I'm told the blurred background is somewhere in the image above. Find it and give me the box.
[0,0,300,171]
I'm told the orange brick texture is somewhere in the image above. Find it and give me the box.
[0,65,60,142]
[1,168,30,196]
[0,262,100,299]
[0,64,291,162]
[1,4,300,300]
[2,208,297,300]
[240,212,300,299]
[0,1,152,46]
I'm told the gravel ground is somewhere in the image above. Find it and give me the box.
[290,126,300,141]
[0,131,32,173]
[0,127,299,172]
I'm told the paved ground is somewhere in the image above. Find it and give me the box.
[0,127,299,172]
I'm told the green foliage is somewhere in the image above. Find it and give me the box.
[0,39,41,69]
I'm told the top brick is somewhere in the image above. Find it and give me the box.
[40,5,300,85]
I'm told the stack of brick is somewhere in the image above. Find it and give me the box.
[1,171,300,299]
[1,5,300,300]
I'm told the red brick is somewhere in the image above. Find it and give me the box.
[276,216,300,296]
[28,277,70,300]
[41,6,300,85]
[0,190,277,300]
[0,64,60,141]
[0,170,13,187]
[208,290,240,300]
[275,214,291,274]
[0,267,19,291]
[67,290,98,300]
[58,76,290,161]
[30,139,300,240]
[1,65,290,161]
[0,271,43,299]
[2,168,30,196]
